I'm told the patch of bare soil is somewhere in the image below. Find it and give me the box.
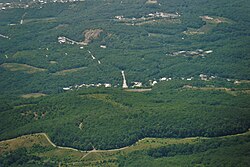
[125,89,152,92]
[21,93,47,98]
[83,29,103,44]
[146,0,158,4]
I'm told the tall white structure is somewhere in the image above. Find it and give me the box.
[121,70,128,89]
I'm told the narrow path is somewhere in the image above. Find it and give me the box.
[87,50,102,64]
[42,133,56,147]
[121,70,128,88]
[0,34,9,39]
[1,129,250,160]
[20,12,27,25]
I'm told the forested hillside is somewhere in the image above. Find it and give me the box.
[0,0,250,166]
[0,0,250,95]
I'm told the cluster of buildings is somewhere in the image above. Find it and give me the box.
[63,83,112,91]
[114,11,180,23]
[181,74,216,81]
[62,70,219,91]
[0,2,30,10]
[148,12,180,18]
[0,0,85,10]
[167,49,213,57]
[58,36,87,45]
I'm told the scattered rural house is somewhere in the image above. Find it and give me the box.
[204,50,213,54]
[104,83,112,88]
[100,45,107,49]
[115,15,124,20]
[58,36,66,43]
[132,82,143,88]
[63,87,72,91]
[187,77,194,81]
[159,77,167,81]
[96,83,102,87]
[234,80,240,84]
[199,74,208,81]
[152,80,158,86]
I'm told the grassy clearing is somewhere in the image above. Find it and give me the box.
[0,63,47,74]
[0,134,51,154]
[14,104,35,109]
[39,148,86,162]
[124,18,181,26]
[1,131,249,166]
[21,93,47,98]
[82,94,127,109]
[183,85,250,96]
[184,16,231,35]
[125,89,152,92]
[124,137,200,153]
[49,61,58,64]
[53,67,86,75]
[23,17,57,24]
[0,133,87,162]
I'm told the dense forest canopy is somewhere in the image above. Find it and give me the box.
[0,0,250,166]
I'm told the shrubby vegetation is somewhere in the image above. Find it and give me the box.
[117,135,250,167]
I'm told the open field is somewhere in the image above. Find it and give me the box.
[125,89,152,92]
[53,67,87,75]
[0,63,47,74]
[22,17,57,24]
[183,85,250,96]
[183,16,231,35]
[1,130,249,166]
[82,94,127,109]
[21,93,47,98]
[0,133,52,154]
